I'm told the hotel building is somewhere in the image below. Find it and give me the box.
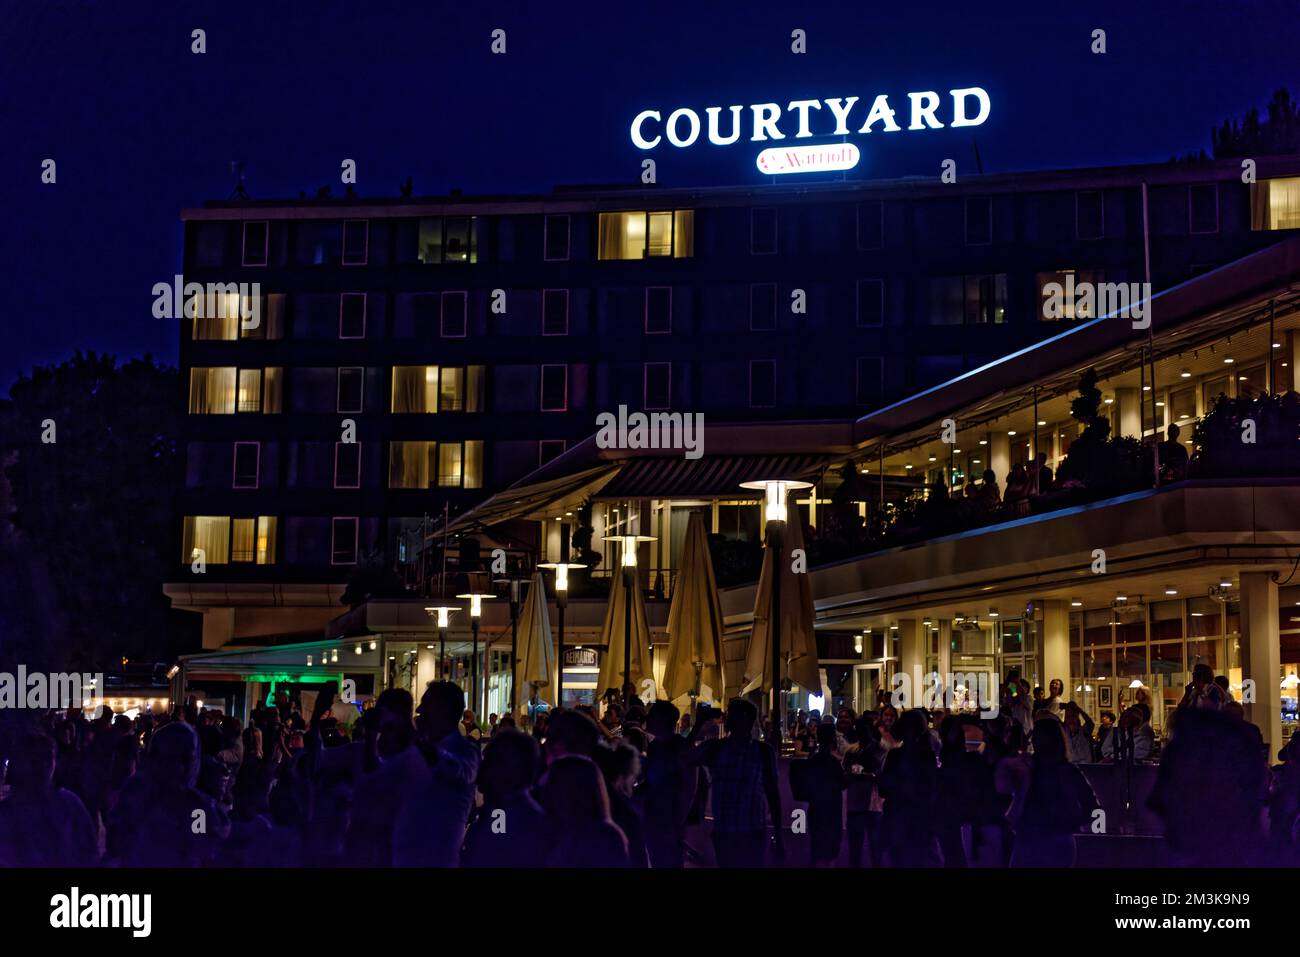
[167,156,1300,744]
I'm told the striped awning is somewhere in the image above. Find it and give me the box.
[595,454,828,500]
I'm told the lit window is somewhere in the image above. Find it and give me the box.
[418,217,478,263]
[189,368,237,414]
[391,365,484,413]
[597,210,694,259]
[237,369,263,412]
[437,443,463,487]
[1036,270,1105,320]
[1251,177,1300,230]
[181,515,276,565]
[388,440,482,489]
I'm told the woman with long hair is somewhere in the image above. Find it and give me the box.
[1008,717,1099,866]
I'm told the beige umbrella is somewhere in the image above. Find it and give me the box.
[596,570,654,702]
[512,572,555,717]
[663,512,726,705]
[742,493,820,695]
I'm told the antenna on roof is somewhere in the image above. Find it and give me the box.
[228,161,250,200]
[971,136,984,175]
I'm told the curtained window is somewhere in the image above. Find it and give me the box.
[391,366,437,413]
[598,210,694,259]
[389,441,435,488]
[1251,177,1300,230]
[182,516,230,564]
[189,368,237,414]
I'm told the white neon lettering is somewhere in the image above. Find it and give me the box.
[631,110,662,149]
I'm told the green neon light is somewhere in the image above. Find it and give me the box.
[249,673,342,685]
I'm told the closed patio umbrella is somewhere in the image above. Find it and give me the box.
[663,512,726,706]
[512,572,555,718]
[596,570,654,702]
[741,493,819,697]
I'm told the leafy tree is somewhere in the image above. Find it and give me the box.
[0,352,194,671]
[1212,88,1300,158]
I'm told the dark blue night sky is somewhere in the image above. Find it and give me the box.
[2,0,1297,384]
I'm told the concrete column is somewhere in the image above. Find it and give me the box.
[938,619,953,705]
[1115,387,1140,440]
[202,607,236,650]
[896,618,921,710]
[990,432,1010,488]
[1042,599,1072,704]
[1240,572,1281,754]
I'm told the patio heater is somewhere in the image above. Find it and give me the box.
[494,572,533,715]
[423,605,460,682]
[602,526,656,706]
[538,559,586,711]
[456,584,494,719]
[740,477,813,748]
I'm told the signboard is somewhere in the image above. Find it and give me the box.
[630,88,990,176]
[563,648,598,668]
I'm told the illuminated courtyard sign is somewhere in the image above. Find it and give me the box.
[631,88,990,174]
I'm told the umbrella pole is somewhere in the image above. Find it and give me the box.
[769,521,784,748]
[508,582,521,716]
[471,617,480,721]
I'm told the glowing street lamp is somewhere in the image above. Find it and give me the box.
[740,477,813,746]
[538,560,586,710]
[424,605,460,682]
[455,589,494,718]
[601,529,656,704]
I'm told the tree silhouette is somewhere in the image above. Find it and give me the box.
[1212,88,1300,158]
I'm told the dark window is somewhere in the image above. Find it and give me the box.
[233,442,260,488]
[242,221,268,266]
[645,287,672,334]
[750,283,777,331]
[1189,184,1219,234]
[750,360,776,408]
[965,274,1007,324]
[543,289,569,336]
[857,280,884,327]
[539,440,567,465]
[965,197,992,244]
[342,220,369,264]
[334,442,361,489]
[644,363,671,409]
[441,292,468,337]
[856,201,883,250]
[1076,191,1104,240]
[339,294,366,339]
[751,207,778,254]
[331,517,358,565]
[544,215,570,261]
[338,368,364,413]
[856,357,882,406]
[540,365,567,411]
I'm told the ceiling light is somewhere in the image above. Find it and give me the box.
[1164,587,1178,595]
[1070,599,1083,607]
[987,607,999,618]
[979,439,988,446]
[1007,430,1016,436]
[1180,369,1191,378]
[1224,357,1234,364]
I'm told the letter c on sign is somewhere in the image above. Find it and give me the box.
[631,110,662,150]
[666,108,701,147]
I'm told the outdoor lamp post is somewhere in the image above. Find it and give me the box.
[455,590,494,719]
[740,478,813,748]
[423,605,460,682]
[538,560,586,712]
[494,573,532,715]
[602,529,656,706]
